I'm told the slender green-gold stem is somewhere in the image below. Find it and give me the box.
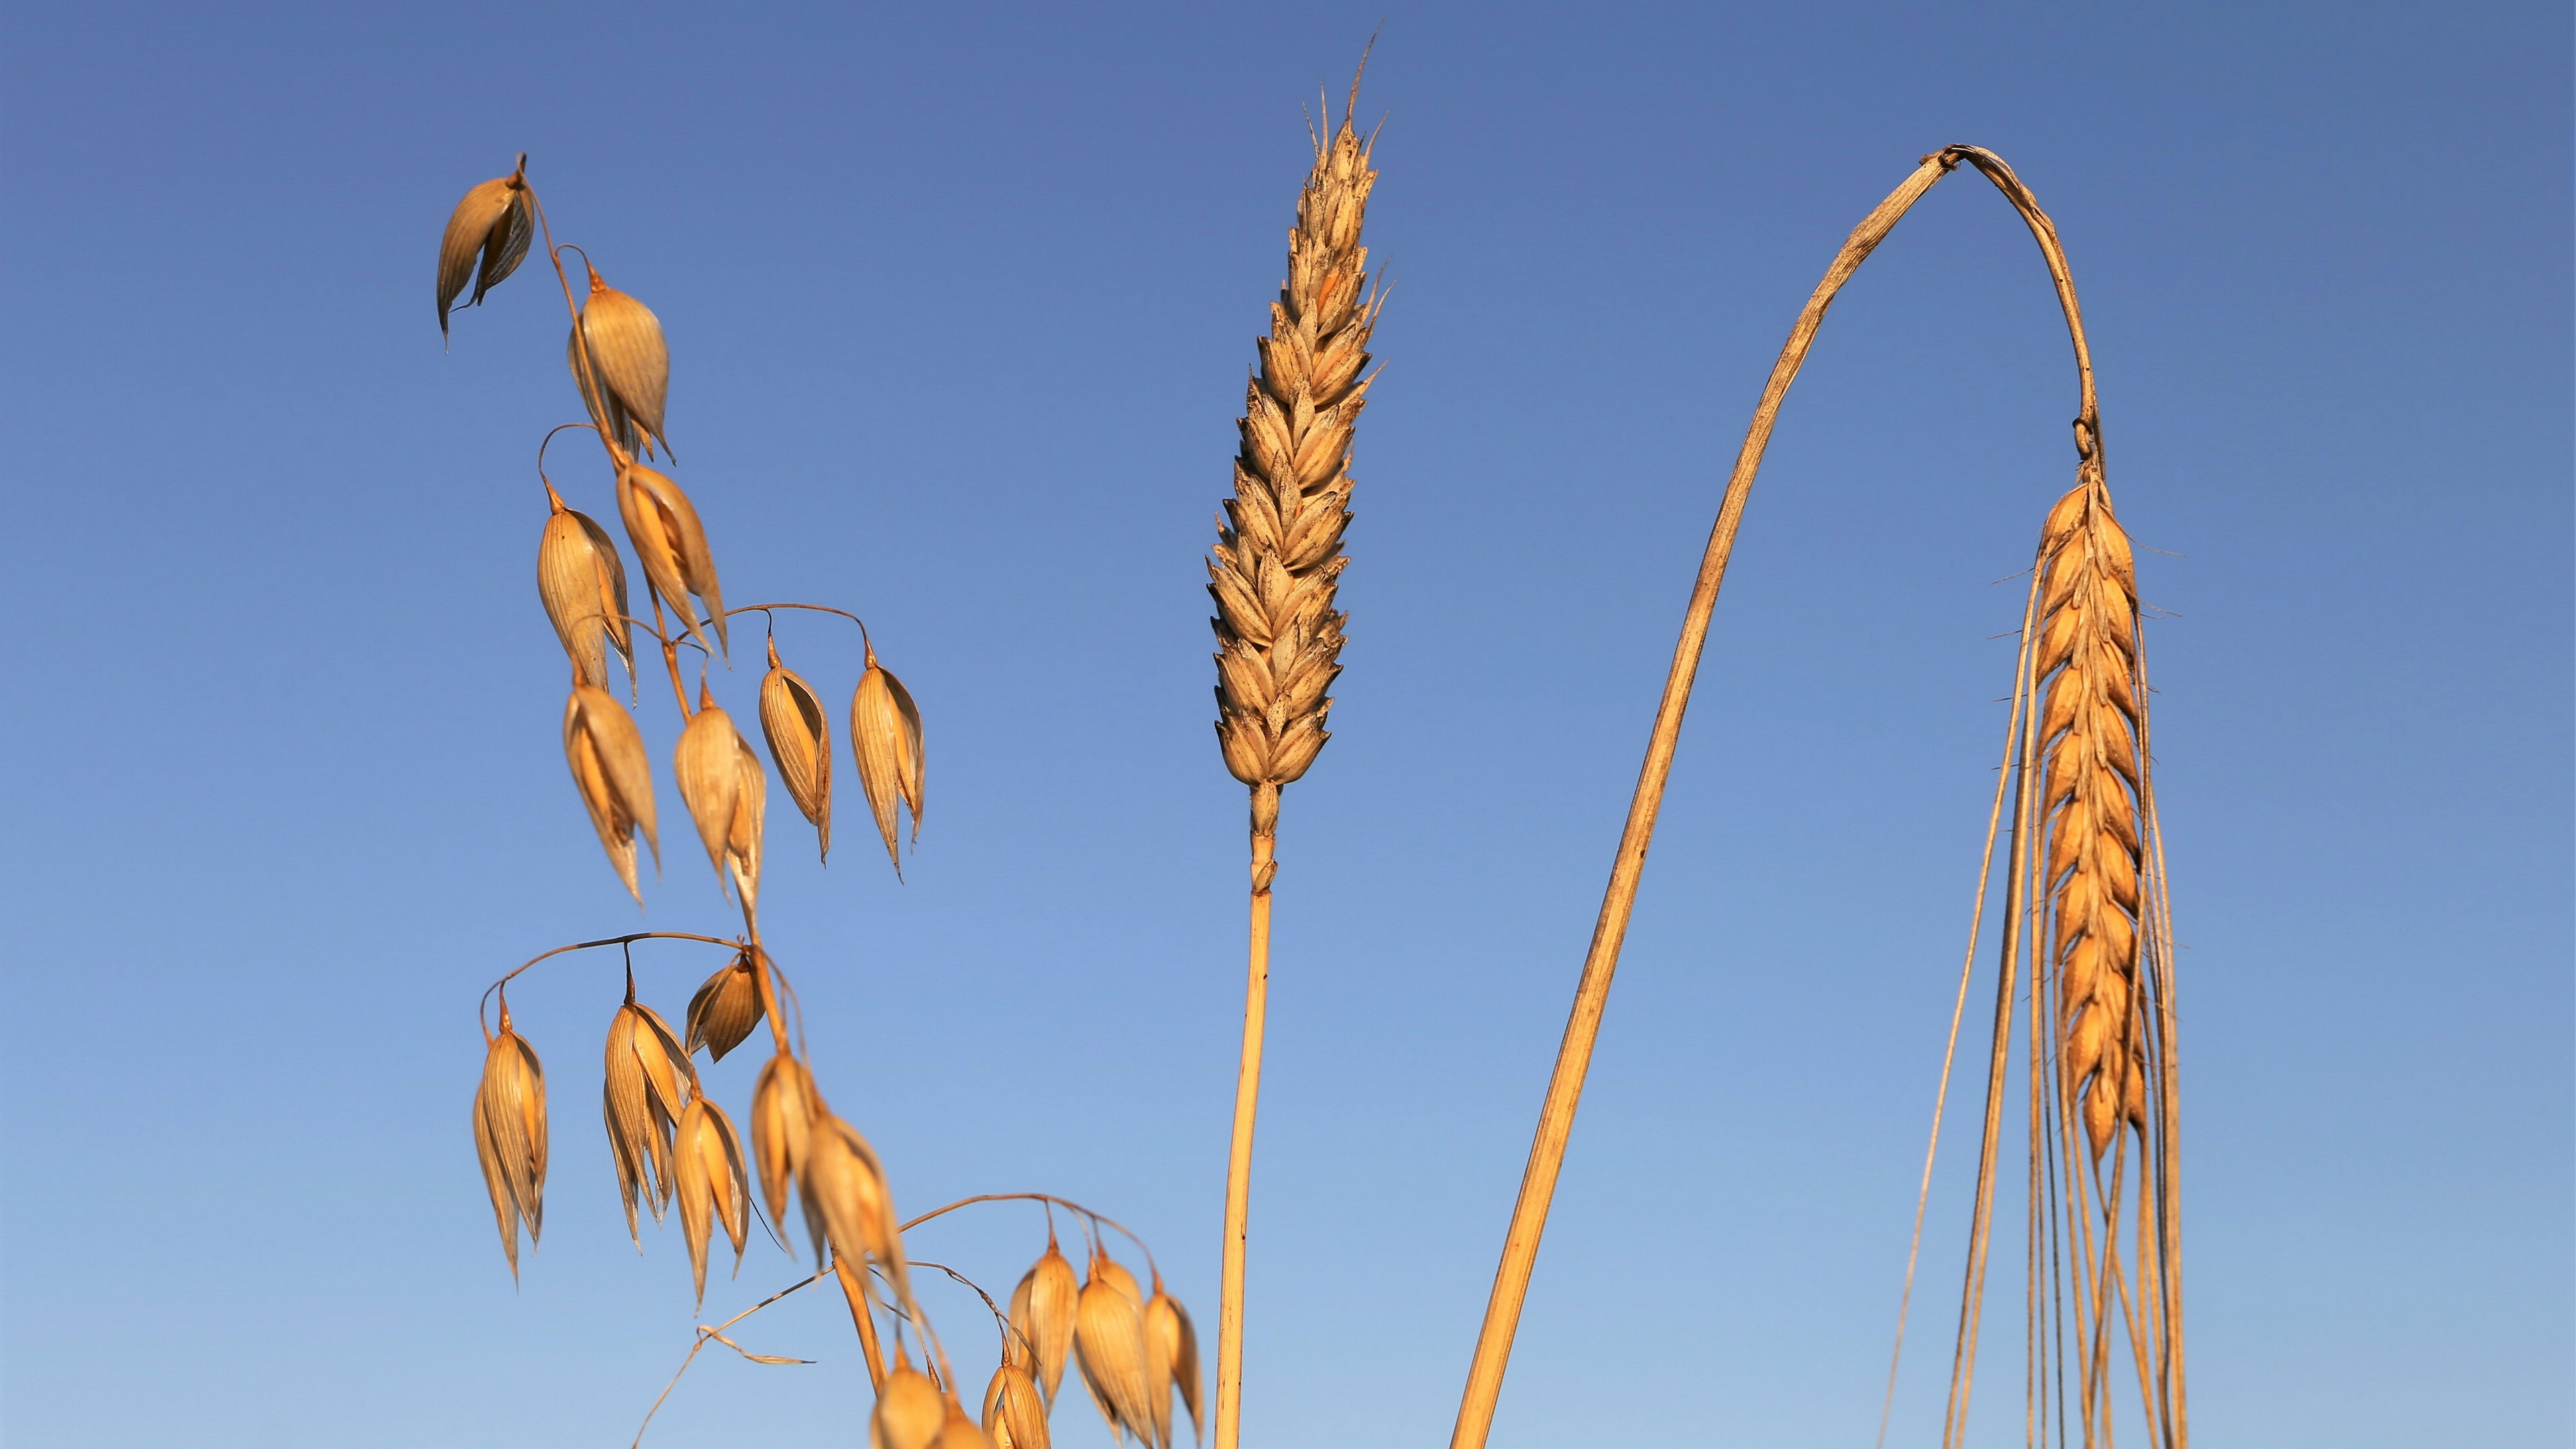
[1449,144,2106,1449]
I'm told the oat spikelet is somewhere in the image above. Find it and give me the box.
[616,459,727,659]
[674,688,765,910]
[799,1108,910,1301]
[564,683,658,904]
[1144,1281,1201,1444]
[749,1051,817,1234]
[850,640,925,875]
[471,1005,547,1277]
[873,1360,947,1449]
[1208,101,1379,857]
[435,158,531,339]
[2033,475,2149,1161]
[759,636,833,860]
[1073,1249,1157,1445]
[578,262,672,459]
[673,1096,750,1307]
[984,1362,1051,1449]
[935,1397,1000,1449]
[537,496,632,694]
[1010,1236,1082,1403]
[602,991,698,1242]
[684,949,761,1063]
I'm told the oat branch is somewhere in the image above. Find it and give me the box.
[632,1264,833,1448]
[478,931,743,1038]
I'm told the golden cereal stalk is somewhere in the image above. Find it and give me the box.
[1205,76,1379,1449]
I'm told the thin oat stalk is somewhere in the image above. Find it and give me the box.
[1203,71,1381,1449]
[1447,146,2187,1449]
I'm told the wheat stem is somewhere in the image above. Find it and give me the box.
[1449,144,2115,1449]
[1214,826,1274,1449]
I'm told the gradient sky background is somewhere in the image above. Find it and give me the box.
[3,2,2567,1446]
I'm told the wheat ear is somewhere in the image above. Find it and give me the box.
[1205,84,1379,1449]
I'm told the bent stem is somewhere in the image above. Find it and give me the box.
[1448,144,2104,1449]
[1214,790,1278,1449]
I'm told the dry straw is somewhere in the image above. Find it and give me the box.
[1205,70,1379,1449]
[1443,147,2188,1449]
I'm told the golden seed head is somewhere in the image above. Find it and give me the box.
[797,1110,906,1300]
[672,1095,750,1308]
[759,638,834,861]
[615,460,727,659]
[564,684,658,906]
[849,648,926,875]
[1144,1285,1201,1444]
[1207,107,1377,802]
[1009,1238,1081,1403]
[871,1364,947,1449]
[933,1397,997,1449]
[684,950,761,1063]
[537,505,633,694]
[674,701,763,911]
[470,1014,547,1278]
[749,1051,816,1234]
[1073,1251,1158,1446]
[435,164,531,337]
[578,268,672,460]
[601,995,698,1244]
[983,1362,1049,1449]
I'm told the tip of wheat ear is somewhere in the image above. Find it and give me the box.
[1208,105,1380,830]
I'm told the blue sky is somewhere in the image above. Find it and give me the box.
[2,2,2567,1446]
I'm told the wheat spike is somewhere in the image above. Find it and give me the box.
[2032,476,2149,1161]
[1208,104,1379,853]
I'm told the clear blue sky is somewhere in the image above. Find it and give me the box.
[3,2,2567,1446]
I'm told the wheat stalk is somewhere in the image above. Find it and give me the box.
[1448,146,2188,1449]
[1204,74,1380,1449]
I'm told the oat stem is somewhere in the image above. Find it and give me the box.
[1448,145,2106,1449]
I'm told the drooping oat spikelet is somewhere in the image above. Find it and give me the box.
[1144,1281,1201,1444]
[674,688,765,910]
[2032,476,2149,1161]
[1010,1237,1082,1403]
[749,1051,817,1232]
[602,993,698,1242]
[850,641,925,874]
[1073,1250,1157,1444]
[759,637,833,861]
[578,263,672,458]
[799,1108,910,1301]
[471,1007,547,1277]
[873,1360,947,1449]
[1208,104,1380,855]
[684,949,761,1063]
[616,459,728,659]
[571,323,647,460]
[936,1397,1000,1449]
[984,1362,1051,1449]
[435,159,532,339]
[538,496,633,694]
[564,683,658,904]
[672,1096,750,1306]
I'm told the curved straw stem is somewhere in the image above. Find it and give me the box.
[1446,144,2106,1449]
